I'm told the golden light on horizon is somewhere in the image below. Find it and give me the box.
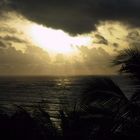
[28,24,92,55]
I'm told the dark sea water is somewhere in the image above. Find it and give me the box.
[0,75,136,128]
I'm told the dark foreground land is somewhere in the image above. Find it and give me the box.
[0,77,140,140]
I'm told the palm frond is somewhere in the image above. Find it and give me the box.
[80,78,128,108]
[112,47,140,80]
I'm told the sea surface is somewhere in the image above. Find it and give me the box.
[0,75,137,128]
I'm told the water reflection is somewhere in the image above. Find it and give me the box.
[0,76,133,129]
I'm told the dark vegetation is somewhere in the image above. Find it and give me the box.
[0,47,140,140]
[112,47,140,80]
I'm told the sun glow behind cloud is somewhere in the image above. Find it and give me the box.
[0,11,133,75]
[27,24,92,55]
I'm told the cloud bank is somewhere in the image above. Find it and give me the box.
[0,6,140,75]
[1,0,140,34]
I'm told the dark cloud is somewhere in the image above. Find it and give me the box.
[112,43,119,52]
[113,43,119,48]
[126,31,140,48]
[0,0,12,14]
[0,0,6,8]
[1,0,140,34]
[1,35,25,43]
[0,1,3,5]
[127,31,140,40]
[0,41,7,48]
[94,34,108,45]
[129,42,140,48]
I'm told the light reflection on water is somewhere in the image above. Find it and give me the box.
[0,76,82,129]
[0,76,135,129]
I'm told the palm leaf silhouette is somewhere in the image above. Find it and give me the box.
[112,47,140,79]
[79,77,140,139]
[112,47,140,106]
[80,78,128,112]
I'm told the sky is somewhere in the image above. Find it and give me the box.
[0,0,140,75]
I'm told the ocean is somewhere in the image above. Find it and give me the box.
[0,75,136,128]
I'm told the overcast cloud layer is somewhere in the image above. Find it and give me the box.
[0,0,140,34]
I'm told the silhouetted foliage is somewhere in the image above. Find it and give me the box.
[113,47,140,106]
[79,78,140,140]
[0,78,140,140]
[0,106,58,140]
[112,47,140,80]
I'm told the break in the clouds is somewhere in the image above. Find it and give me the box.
[0,7,140,75]
[1,0,140,34]
[0,12,116,75]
